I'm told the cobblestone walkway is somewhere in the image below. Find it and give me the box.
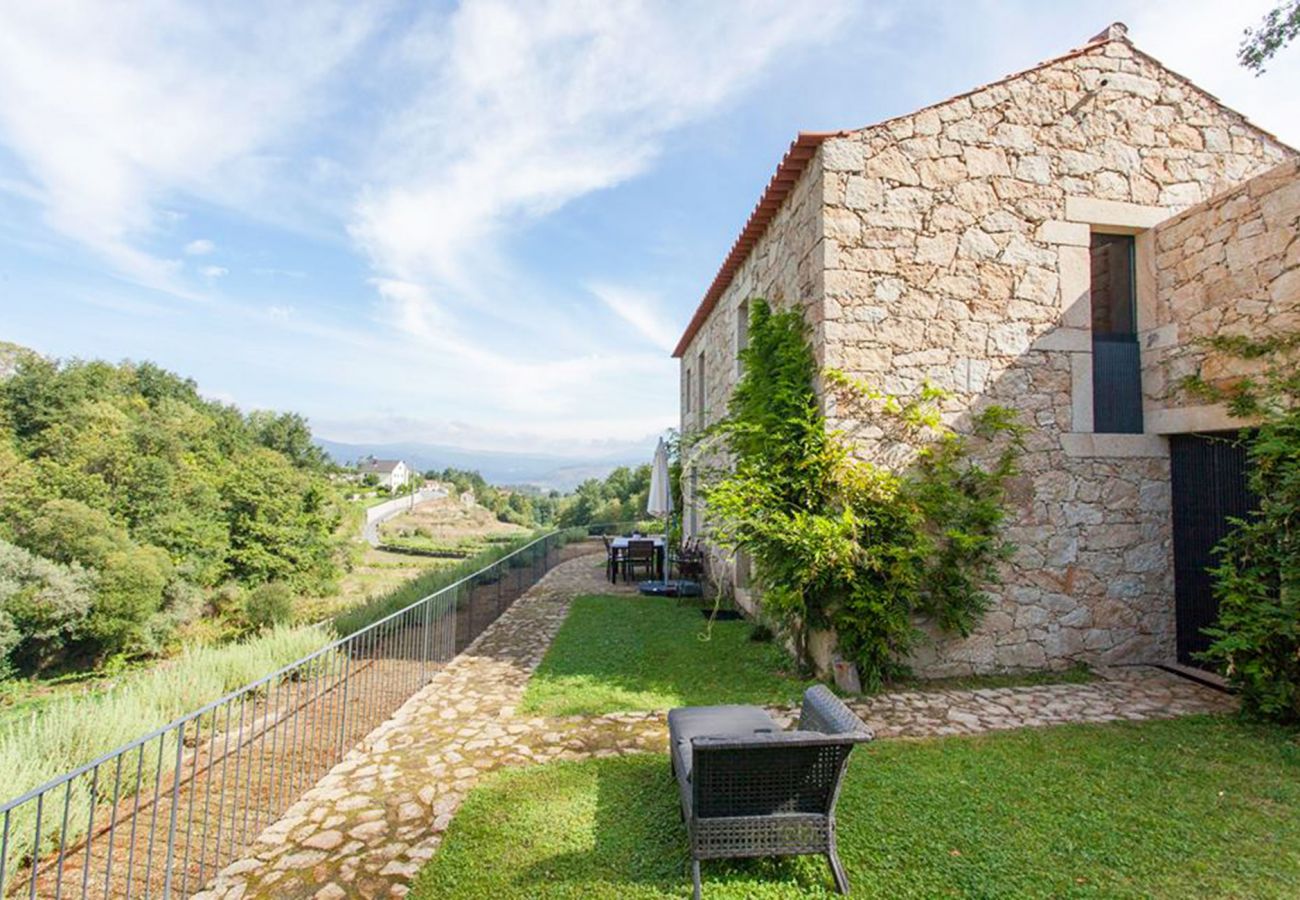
[196,551,1234,900]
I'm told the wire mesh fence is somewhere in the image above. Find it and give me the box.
[0,530,570,899]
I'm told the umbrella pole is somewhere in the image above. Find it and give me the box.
[663,512,671,587]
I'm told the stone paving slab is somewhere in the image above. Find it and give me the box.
[195,551,1234,900]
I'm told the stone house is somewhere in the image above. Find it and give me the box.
[673,24,1299,677]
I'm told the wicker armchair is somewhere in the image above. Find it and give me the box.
[668,685,873,898]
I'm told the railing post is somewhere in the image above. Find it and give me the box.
[161,722,185,898]
[338,653,351,768]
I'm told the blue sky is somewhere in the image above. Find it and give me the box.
[1,1,1297,458]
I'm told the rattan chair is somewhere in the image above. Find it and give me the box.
[668,685,873,898]
[621,539,657,582]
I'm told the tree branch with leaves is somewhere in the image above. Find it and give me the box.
[1239,1,1300,74]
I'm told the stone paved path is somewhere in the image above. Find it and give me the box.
[196,551,1234,900]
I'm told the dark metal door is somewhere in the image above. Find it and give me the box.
[1169,433,1254,666]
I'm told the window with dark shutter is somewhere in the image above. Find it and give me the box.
[1090,233,1143,433]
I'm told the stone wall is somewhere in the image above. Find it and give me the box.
[1143,159,1300,430]
[679,145,826,605]
[817,34,1290,676]
[678,29,1295,678]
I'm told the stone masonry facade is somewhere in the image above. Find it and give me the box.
[677,25,1297,677]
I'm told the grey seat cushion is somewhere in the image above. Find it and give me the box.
[668,704,780,783]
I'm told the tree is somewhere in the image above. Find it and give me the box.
[1240,1,1300,73]
[84,546,172,658]
[246,410,328,469]
[21,498,133,567]
[0,347,346,674]
[221,449,338,590]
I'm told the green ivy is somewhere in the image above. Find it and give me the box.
[698,300,1023,689]
[1185,334,1300,724]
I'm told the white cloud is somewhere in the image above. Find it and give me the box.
[338,0,852,442]
[588,281,678,353]
[0,2,383,293]
[199,265,228,279]
[184,238,215,256]
[350,0,852,297]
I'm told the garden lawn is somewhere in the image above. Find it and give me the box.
[411,716,1300,899]
[519,595,811,716]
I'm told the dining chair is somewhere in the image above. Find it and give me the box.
[602,535,620,582]
[622,539,657,582]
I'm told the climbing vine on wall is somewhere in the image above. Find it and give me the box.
[699,299,1024,689]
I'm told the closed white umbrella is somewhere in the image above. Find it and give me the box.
[646,437,673,585]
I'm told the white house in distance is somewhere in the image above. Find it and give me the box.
[356,457,411,491]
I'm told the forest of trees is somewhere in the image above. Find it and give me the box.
[0,345,342,678]
[555,464,653,527]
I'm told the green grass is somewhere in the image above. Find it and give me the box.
[519,595,812,716]
[411,716,1300,899]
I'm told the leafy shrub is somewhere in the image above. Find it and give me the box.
[1188,334,1300,723]
[84,546,173,658]
[243,582,295,632]
[0,538,95,674]
[700,300,1023,689]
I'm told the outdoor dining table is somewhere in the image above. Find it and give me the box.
[608,534,666,581]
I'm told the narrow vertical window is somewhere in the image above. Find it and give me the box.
[1090,233,1143,433]
[696,350,706,426]
[684,367,692,416]
[735,299,749,373]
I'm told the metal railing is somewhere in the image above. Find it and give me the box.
[0,530,573,899]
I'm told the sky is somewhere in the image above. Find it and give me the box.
[0,0,1297,459]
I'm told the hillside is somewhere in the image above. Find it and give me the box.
[0,346,342,677]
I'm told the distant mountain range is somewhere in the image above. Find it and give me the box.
[314,438,656,492]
